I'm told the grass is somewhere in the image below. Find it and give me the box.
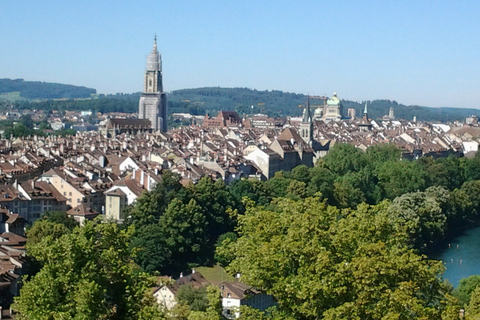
[0,91,23,102]
[195,264,234,284]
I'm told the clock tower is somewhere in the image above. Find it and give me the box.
[138,36,167,132]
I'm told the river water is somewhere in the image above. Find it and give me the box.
[433,226,480,287]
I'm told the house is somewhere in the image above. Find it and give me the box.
[153,271,211,310]
[219,279,276,319]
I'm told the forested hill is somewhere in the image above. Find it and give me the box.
[0,78,96,100]
[171,87,479,122]
[2,81,478,122]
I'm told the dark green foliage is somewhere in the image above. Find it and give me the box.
[176,285,209,312]
[214,232,238,267]
[454,275,480,307]
[42,210,79,230]
[128,174,240,274]
[0,78,96,99]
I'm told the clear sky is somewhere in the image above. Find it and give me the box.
[3,1,480,108]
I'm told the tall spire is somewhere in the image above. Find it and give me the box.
[363,101,369,120]
[153,34,157,51]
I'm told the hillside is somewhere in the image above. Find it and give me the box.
[1,79,477,122]
[0,78,96,100]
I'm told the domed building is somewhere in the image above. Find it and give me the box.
[323,92,342,121]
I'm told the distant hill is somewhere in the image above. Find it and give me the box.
[169,87,479,122]
[0,78,96,100]
[1,80,477,122]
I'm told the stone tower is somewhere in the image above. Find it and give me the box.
[138,36,168,132]
[300,96,313,144]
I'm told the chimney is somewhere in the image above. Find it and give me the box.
[180,272,183,278]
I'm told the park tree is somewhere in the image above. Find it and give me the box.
[228,197,450,319]
[15,222,164,319]
[454,275,480,307]
[467,287,480,319]
[388,188,449,251]
[158,199,208,273]
[377,160,429,200]
[323,143,367,176]
[42,210,79,230]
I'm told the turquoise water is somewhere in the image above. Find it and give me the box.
[434,226,480,287]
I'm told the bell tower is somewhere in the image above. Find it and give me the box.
[138,36,168,132]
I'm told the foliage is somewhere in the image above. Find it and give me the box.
[42,210,79,230]
[467,287,480,319]
[15,222,163,319]
[228,197,450,319]
[453,275,480,307]
[0,78,96,99]
[26,220,71,248]
[214,232,238,267]
[177,285,209,312]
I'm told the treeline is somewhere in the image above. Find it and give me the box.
[3,82,479,122]
[0,78,96,99]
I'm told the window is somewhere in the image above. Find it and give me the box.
[63,192,66,196]
[69,192,72,196]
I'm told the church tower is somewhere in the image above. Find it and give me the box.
[300,96,313,144]
[138,36,167,132]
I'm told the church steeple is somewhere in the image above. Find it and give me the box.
[144,35,163,93]
[363,101,369,120]
[300,96,313,144]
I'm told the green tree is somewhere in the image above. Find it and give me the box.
[454,275,480,307]
[177,285,209,312]
[228,197,449,319]
[159,199,208,272]
[388,188,448,251]
[214,232,238,267]
[15,222,163,319]
[377,160,429,200]
[42,210,79,230]
[26,220,71,248]
[467,287,480,319]
[323,143,367,176]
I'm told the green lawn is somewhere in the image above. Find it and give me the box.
[0,91,23,102]
[195,264,234,284]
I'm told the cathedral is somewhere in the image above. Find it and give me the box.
[138,36,168,132]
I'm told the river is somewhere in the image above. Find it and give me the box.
[433,226,480,287]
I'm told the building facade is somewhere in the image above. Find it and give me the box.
[138,36,168,132]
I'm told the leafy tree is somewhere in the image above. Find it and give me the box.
[26,220,71,248]
[454,275,480,307]
[286,180,307,200]
[228,197,449,319]
[377,160,429,200]
[333,173,366,208]
[323,143,367,176]
[186,286,223,320]
[159,199,208,272]
[130,223,169,273]
[177,285,209,312]
[290,165,310,184]
[214,232,238,267]
[388,188,448,251]
[306,166,336,201]
[467,287,480,319]
[42,210,79,230]
[263,171,291,199]
[15,222,163,319]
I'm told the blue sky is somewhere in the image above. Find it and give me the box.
[3,1,480,108]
